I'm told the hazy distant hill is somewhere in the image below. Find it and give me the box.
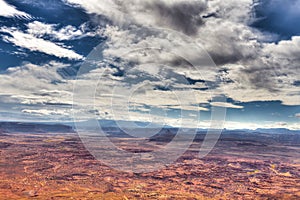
[0,122,74,133]
[254,128,300,134]
[0,121,299,141]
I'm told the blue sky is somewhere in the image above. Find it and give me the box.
[251,0,300,40]
[0,0,299,130]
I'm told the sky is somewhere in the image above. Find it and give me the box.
[0,0,299,130]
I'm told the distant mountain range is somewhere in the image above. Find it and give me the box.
[254,128,300,134]
[223,128,300,135]
[71,119,173,129]
[0,122,74,133]
[0,121,299,135]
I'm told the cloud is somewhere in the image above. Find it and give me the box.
[228,36,300,105]
[0,0,32,19]
[210,102,243,109]
[1,27,84,60]
[0,61,72,98]
[167,105,209,111]
[66,0,261,66]
[197,20,262,65]
[141,1,207,35]
[206,0,253,22]
[67,0,300,107]
[223,120,300,130]
[66,0,207,35]
[0,61,77,121]
[0,0,299,127]
[22,109,70,116]
[27,21,102,41]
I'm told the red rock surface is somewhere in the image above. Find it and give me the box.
[0,132,299,199]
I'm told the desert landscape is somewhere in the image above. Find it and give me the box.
[0,123,299,200]
[1,0,300,199]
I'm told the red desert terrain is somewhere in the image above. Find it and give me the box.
[0,124,299,199]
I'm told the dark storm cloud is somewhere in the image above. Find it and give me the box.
[207,42,259,66]
[209,52,245,66]
[146,1,207,35]
[241,65,281,93]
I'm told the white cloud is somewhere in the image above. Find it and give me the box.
[27,21,55,37]
[1,27,83,60]
[0,59,296,129]
[0,0,32,19]
[65,0,122,20]
[219,37,300,106]
[167,105,209,111]
[0,61,77,121]
[0,62,72,98]
[27,21,102,41]
[223,121,300,131]
[210,102,243,109]
[22,109,70,116]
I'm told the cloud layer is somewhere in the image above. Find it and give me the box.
[0,0,32,19]
[0,0,299,129]
[1,27,84,60]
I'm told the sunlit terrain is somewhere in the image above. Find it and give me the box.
[0,123,299,199]
[1,0,300,199]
